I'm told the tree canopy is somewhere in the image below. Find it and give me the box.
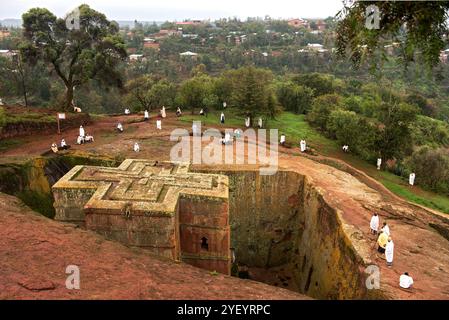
[21,5,127,110]
[336,1,449,68]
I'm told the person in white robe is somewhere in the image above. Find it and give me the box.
[258,117,263,128]
[176,107,182,117]
[85,134,94,142]
[133,142,140,152]
[300,140,307,152]
[399,273,414,289]
[370,213,379,235]
[280,134,286,146]
[60,139,70,150]
[144,110,149,121]
[199,108,204,116]
[79,126,85,138]
[156,119,162,130]
[223,102,227,109]
[220,112,225,124]
[51,143,59,153]
[381,222,390,236]
[117,123,124,133]
[161,106,166,118]
[245,117,250,128]
[377,158,382,170]
[342,145,349,152]
[409,173,416,186]
[124,108,130,115]
[76,136,84,145]
[385,238,394,267]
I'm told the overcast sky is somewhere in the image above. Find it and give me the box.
[0,0,345,21]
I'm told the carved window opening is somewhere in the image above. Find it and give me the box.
[201,237,209,250]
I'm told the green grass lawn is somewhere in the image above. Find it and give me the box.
[181,109,449,214]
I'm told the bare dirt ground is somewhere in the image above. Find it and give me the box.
[1,111,449,299]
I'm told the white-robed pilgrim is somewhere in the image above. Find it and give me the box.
[399,273,414,289]
[377,158,382,170]
[51,143,58,153]
[144,110,149,120]
[161,106,166,118]
[79,126,85,138]
[156,119,162,130]
[220,112,225,123]
[245,117,250,128]
[300,140,306,152]
[280,134,286,145]
[370,214,379,232]
[385,239,394,265]
[409,173,416,186]
[258,117,263,128]
[133,142,140,152]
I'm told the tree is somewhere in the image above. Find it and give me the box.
[123,76,176,112]
[327,109,377,160]
[21,5,127,111]
[177,74,216,113]
[0,51,48,107]
[228,66,278,120]
[336,1,449,68]
[147,80,176,109]
[374,102,418,163]
[123,75,155,111]
[306,93,343,131]
[276,81,315,114]
[0,55,30,106]
[291,73,335,97]
[405,93,436,117]
[405,147,449,193]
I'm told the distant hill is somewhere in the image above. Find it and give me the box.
[0,19,21,28]
[116,20,164,28]
[0,18,164,29]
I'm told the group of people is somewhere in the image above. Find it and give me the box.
[51,139,70,153]
[50,125,93,154]
[77,125,94,144]
[243,116,263,128]
[370,213,414,290]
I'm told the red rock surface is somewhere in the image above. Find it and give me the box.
[0,193,308,300]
